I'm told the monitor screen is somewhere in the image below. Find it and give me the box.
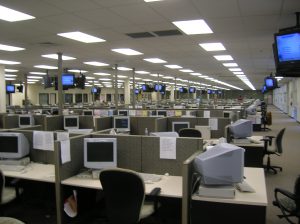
[114,116,130,132]
[261,85,267,93]
[179,87,188,93]
[194,143,244,185]
[118,110,128,116]
[207,90,212,94]
[189,87,196,93]
[19,115,34,127]
[276,32,300,63]
[62,74,75,86]
[0,132,29,159]
[134,89,140,95]
[157,110,167,117]
[64,116,79,130]
[172,122,190,133]
[6,85,15,93]
[84,138,117,169]
[229,119,252,139]
[83,110,93,116]
[154,84,162,92]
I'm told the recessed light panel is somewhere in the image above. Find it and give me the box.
[0,44,25,51]
[213,55,234,61]
[117,67,132,71]
[0,5,35,22]
[0,59,21,65]
[4,69,18,72]
[84,61,109,67]
[94,72,111,76]
[223,63,238,67]
[42,54,76,60]
[180,69,193,73]
[172,19,213,35]
[68,69,88,73]
[199,43,225,51]
[143,58,167,63]
[57,31,105,43]
[111,48,143,55]
[34,65,57,69]
[136,71,150,74]
[164,65,182,69]
[229,68,242,72]
[29,72,47,75]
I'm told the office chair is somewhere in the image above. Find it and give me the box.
[178,128,202,138]
[273,175,300,224]
[99,168,161,224]
[262,128,285,174]
[0,171,25,224]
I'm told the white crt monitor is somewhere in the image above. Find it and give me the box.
[157,110,167,117]
[229,119,252,139]
[114,116,130,132]
[118,110,129,116]
[64,115,79,130]
[83,110,93,116]
[84,138,117,169]
[194,143,244,185]
[0,132,29,159]
[172,121,190,133]
[19,115,35,128]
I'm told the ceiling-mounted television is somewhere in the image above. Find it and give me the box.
[273,28,300,76]
[189,87,196,93]
[264,76,278,90]
[179,87,188,93]
[6,84,15,93]
[62,73,75,87]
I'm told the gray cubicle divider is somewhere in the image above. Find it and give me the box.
[9,125,43,131]
[155,117,168,132]
[45,115,64,131]
[94,116,112,131]
[196,117,231,138]
[33,115,46,130]
[79,115,94,130]
[91,134,142,172]
[130,117,160,135]
[0,113,6,128]
[141,136,203,176]
[3,115,19,129]
[182,151,203,224]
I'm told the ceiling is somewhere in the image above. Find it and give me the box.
[0,0,299,90]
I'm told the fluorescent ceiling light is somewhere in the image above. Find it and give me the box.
[99,78,111,81]
[85,76,95,80]
[150,74,158,77]
[111,48,143,56]
[229,68,242,72]
[5,78,16,80]
[136,71,149,74]
[42,54,76,60]
[172,19,213,35]
[199,43,225,51]
[84,61,109,67]
[0,44,25,51]
[57,31,105,43]
[143,58,166,63]
[190,73,202,76]
[5,69,18,72]
[68,69,87,73]
[118,75,127,78]
[180,69,193,73]
[162,76,174,79]
[233,72,244,75]
[0,59,21,65]
[223,63,238,67]
[275,76,283,79]
[34,65,57,69]
[143,79,153,81]
[29,72,47,75]
[164,64,182,69]
[0,5,35,22]
[5,74,17,77]
[27,76,43,79]
[117,67,132,71]
[213,55,233,61]
[144,0,163,2]
[27,79,39,82]
[130,77,142,80]
[94,72,111,76]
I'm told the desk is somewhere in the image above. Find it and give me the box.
[61,174,182,198]
[191,167,267,224]
[2,162,55,183]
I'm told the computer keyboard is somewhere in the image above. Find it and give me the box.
[138,173,162,182]
[76,171,92,179]
[0,165,26,172]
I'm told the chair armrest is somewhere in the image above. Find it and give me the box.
[148,187,161,211]
[149,187,161,196]
[275,188,295,200]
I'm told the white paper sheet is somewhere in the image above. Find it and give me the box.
[60,139,71,164]
[204,110,210,118]
[209,118,218,130]
[57,132,69,141]
[160,137,176,160]
[33,131,54,151]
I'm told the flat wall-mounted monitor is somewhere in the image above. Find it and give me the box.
[83,110,93,116]
[64,115,79,130]
[114,116,130,132]
[172,121,190,133]
[179,87,188,93]
[194,143,244,185]
[19,115,35,128]
[264,77,278,90]
[157,110,167,117]
[6,84,15,93]
[189,87,196,93]
[134,89,140,95]
[0,132,29,159]
[91,87,101,94]
[118,110,129,116]
[62,73,75,87]
[84,138,117,170]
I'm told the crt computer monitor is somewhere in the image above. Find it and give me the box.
[172,121,190,133]
[0,132,29,159]
[114,116,130,132]
[229,119,252,139]
[83,110,93,116]
[19,115,35,128]
[194,143,245,185]
[84,138,117,169]
[64,115,79,130]
[157,110,167,117]
[246,105,256,115]
[118,110,128,116]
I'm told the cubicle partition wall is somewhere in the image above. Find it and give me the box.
[2,114,19,129]
[45,115,64,131]
[0,113,6,128]
[9,125,43,131]
[94,117,112,131]
[130,116,160,135]
[33,115,46,130]
[155,117,168,132]
[79,115,94,130]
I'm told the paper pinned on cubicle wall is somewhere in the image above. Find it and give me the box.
[33,131,54,151]
[208,118,218,130]
[160,137,176,160]
[57,132,69,141]
[204,110,210,118]
[60,139,71,164]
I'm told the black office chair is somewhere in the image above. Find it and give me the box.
[99,168,161,224]
[178,128,202,138]
[273,175,300,224]
[261,128,285,174]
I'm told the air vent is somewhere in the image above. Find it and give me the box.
[153,29,182,36]
[126,32,155,38]
[39,42,58,46]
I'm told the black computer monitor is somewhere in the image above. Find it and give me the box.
[172,122,190,133]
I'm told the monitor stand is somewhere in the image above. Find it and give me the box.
[0,156,30,166]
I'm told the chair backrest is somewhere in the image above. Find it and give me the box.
[178,128,202,138]
[294,175,300,212]
[99,168,145,224]
[0,170,3,203]
[275,128,285,154]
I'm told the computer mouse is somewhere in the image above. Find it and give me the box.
[165,173,169,176]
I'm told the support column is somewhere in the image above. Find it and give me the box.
[57,52,63,115]
[124,78,130,105]
[132,68,136,109]
[24,74,28,111]
[174,78,177,102]
[0,66,6,113]
[157,73,160,105]
[170,85,175,102]
[114,64,118,109]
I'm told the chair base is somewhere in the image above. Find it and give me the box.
[263,164,282,174]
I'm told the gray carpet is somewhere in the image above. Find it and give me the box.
[257,105,300,224]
